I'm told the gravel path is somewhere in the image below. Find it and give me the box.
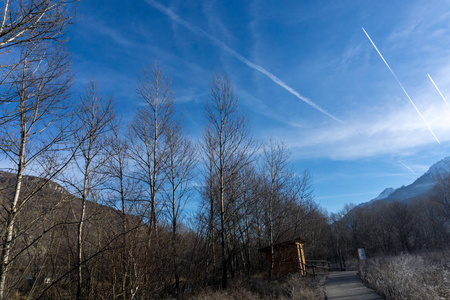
[324,271,384,300]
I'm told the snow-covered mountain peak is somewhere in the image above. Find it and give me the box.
[424,156,450,179]
[364,156,450,205]
[373,187,396,201]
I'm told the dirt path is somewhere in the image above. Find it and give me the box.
[324,271,384,300]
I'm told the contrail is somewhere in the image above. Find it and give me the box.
[399,161,415,174]
[145,0,343,123]
[362,27,440,144]
[427,73,450,108]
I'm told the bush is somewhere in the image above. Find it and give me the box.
[360,253,450,300]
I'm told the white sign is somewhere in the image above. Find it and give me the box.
[357,248,366,261]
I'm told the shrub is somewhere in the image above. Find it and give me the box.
[361,253,450,300]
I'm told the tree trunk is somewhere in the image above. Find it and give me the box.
[77,161,90,300]
[0,93,27,300]
[0,156,25,299]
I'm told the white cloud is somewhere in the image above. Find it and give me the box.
[283,96,450,160]
[278,4,450,161]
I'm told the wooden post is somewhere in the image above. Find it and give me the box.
[296,242,306,276]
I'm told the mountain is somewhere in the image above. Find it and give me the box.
[371,187,397,201]
[370,156,450,204]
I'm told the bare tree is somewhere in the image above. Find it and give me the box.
[259,139,292,279]
[0,0,76,50]
[0,5,77,296]
[70,80,115,300]
[103,121,144,299]
[163,120,197,297]
[202,71,255,288]
[0,41,72,299]
[0,0,77,88]
[230,163,258,276]
[129,62,174,232]
[200,129,219,280]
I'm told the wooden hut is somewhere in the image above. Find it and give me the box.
[258,238,307,277]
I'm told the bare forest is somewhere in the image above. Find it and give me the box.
[0,1,449,300]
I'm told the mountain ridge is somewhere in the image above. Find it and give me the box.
[368,156,450,204]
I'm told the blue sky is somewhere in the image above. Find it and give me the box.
[69,0,450,212]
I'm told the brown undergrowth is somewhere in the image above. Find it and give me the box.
[190,274,326,300]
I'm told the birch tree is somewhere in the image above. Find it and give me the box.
[202,72,255,289]
[0,0,76,87]
[0,0,76,50]
[129,62,174,231]
[0,42,72,299]
[163,120,196,297]
[71,80,115,300]
[104,122,142,299]
[260,139,292,280]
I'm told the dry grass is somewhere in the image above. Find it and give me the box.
[280,274,326,300]
[189,274,325,300]
[360,252,450,300]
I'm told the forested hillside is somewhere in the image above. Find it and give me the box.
[331,164,450,257]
